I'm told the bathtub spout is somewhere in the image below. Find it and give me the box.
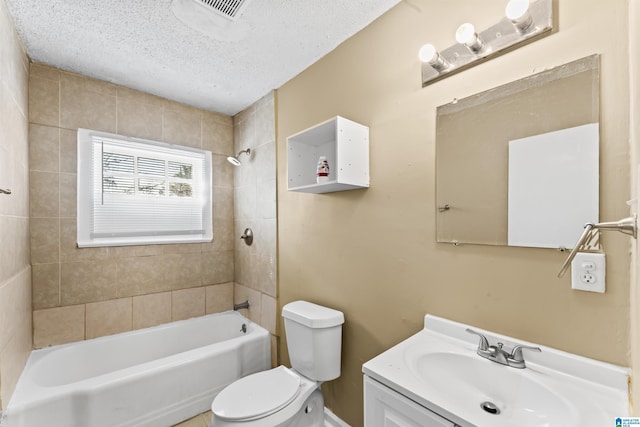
[233,300,250,311]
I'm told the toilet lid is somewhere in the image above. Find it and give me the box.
[212,366,301,421]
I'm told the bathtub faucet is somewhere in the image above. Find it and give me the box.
[233,300,250,311]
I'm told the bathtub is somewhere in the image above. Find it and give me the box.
[2,311,270,427]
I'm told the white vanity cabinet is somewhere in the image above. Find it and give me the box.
[364,377,458,427]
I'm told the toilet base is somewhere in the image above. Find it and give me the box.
[210,386,325,427]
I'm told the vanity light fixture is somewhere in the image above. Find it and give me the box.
[420,0,552,86]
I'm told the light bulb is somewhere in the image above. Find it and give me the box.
[418,43,449,72]
[455,23,485,54]
[418,44,438,63]
[505,0,530,20]
[506,0,533,33]
[455,23,477,45]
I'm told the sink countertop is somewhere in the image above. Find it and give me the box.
[362,314,630,427]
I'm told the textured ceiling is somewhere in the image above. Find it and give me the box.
[6,0,400,115]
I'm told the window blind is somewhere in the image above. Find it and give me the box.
[77,129,213,247]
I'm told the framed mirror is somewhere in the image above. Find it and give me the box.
[436,54,600,248]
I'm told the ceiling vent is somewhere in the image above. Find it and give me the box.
[196,0,250,21]
[171,0,252,40]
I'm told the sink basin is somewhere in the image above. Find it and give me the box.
[362,315,630,427]
[406,350,575,425]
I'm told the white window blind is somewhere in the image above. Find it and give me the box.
[77,129,213,247]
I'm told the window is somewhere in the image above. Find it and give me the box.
[77,129,213,247]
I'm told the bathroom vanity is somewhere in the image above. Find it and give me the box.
[363,315,630,426]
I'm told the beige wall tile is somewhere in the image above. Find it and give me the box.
[60,72,116,97]
[117,98,163,141]
[202,218,234,252]
[1,4,31,405]
[29,124,59,172]
[233,247,254,289]
[60,79,117,132]
[133,292,172,329]
[0,217,29,281]
[25,65,243,350]
[205,282,233,314]
[162,243,202,255]
[111,245,163,259]
[29,171,59,217]
[202,116,233,155]
[163,109,201,148]
[0,322,32,407]
[0,268,31,351]
[59,173,76,218]
[86,298,132,339]
[212,154,233,188]
[165,253,202,290]
[202,250,234,285]
[256,141,276,184]
[33,305,85,348]
[60,259,117,305]
[59,128,77,173]
[117,255,168,297]
[32,263,60,309]
[117,87,164,107]
[172,287,206,321]
[30,63,60,81]
[29,76,59,126]
[30,218,59,264]
[213,186,233,220]
[261,294,277,335]
[59,218,109,262]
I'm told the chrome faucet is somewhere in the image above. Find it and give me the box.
[233,300,250,311]
[466,328,541,369]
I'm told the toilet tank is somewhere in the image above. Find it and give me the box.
[282,301,345,382]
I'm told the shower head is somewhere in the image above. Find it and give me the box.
[227,148,251,166]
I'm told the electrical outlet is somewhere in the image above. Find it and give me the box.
[571,252,605,293]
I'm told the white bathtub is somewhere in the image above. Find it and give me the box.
[2,311,270,427]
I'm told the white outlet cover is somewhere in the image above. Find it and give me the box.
[571,252,606,293]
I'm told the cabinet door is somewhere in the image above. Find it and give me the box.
[364,377,455,427]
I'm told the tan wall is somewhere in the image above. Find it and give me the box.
[0,0,32,408]
[276,1,631,425]
[28,64,237,347]
[232,92,279,365]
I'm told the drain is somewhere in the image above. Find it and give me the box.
[480,401,500,415]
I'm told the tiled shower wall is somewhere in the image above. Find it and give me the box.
[0,0,32,407]
[232,93,278,365]
[28,64,238,348]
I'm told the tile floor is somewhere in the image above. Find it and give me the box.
[173,410,212,427]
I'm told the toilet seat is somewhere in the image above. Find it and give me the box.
[212,366,301,421]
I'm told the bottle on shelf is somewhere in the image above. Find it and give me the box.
[317,156,330,184]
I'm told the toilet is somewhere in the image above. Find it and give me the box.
[210,301,344,427]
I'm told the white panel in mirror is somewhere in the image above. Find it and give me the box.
[508,124,599,248]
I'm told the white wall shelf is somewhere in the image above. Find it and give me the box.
[287,116,369,193]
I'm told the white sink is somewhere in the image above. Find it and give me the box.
[407,351,574,425]
[363,315,629,426]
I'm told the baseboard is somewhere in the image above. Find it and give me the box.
[324,407,351,427]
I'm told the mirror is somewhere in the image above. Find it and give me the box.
[436,55,600,248]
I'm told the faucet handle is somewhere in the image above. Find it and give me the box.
[509,345,541,363]
[465,328,490,351]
